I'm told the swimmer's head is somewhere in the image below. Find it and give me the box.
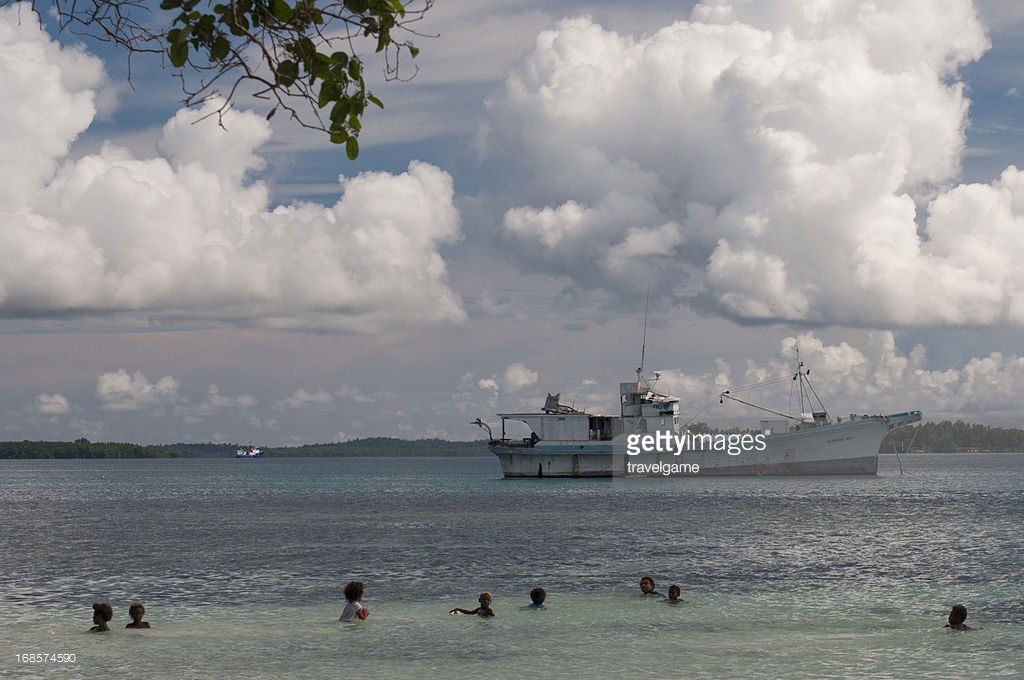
[93,602,113,623]
[344,581,364,603]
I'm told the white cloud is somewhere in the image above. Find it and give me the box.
[0,11,106,209]
[335,385,376,403]
[178,385,257,422]
[482,2,1024,328]
[35,393,69,414]
[96,370,180,412]
[0,8,465,332]
[280,388,335,410]
[69,417,104,441]
[478,377,500,393]
[503,361,539,392]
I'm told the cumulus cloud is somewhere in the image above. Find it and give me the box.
[280,388,335,410]
[0,8,464,332]
[0,11,106,209]
[478,377,500,393]
[482,0,1024,328]
[35,393,70,414]
[178,385,257,422]
[96,370,180,411]
[503,361,539,392]
[468,363,539,396]
[335,385,376,403]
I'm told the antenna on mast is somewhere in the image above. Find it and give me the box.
[638,287,649,382]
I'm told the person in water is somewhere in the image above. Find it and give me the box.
[339,581,369,622]
[522,587,547,610]
[945,604,972,630]
[450,592,496,617]
[663,584,684,604]
[90,603,113,632]
[639,576,663,597]
[125,601,151,628]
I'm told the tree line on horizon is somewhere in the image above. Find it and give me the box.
[3,421,1024,458]
[0,437,487,459]
[0,438,175,459]
[883,420,1024,453]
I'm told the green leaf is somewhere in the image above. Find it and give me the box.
[169,40,190,68]
[276,59,299,87]
[330,99,352,122]
[345,136,359,160]
[269,0,294,22]
[367,94,383,109]
[210,36,231,62]
[310,52,333,80]
[318,81,340,108]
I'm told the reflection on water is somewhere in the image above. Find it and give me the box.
[2,453,1022,679]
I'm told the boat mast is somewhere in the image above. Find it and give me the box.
[634,286,651,391]
[719,349,830,423]
[793,348,829,420]
[638,287,649,384]
[795,348,809,414]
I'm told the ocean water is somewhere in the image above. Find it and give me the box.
[2,453,1022,679]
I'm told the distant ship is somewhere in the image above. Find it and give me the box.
[235,445,263,458]
[475,359,921,478]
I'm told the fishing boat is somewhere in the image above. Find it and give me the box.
[235,445,263,458]
[475,359,921,478]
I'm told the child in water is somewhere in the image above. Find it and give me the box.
[522,587,547,610]
[90,603,113,632]
[450,592,496,617]
[639,576,663,597]
[125,601,151,628]
[339,581,369,621]
[945,604,972,630]
[663,584,684,604]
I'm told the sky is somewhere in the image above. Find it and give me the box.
[2,0,1024,446]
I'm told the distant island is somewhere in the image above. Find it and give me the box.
[0,437,489,459]
[1,421,1023,458]
[160,438,488,458]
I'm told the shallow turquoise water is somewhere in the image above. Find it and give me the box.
[2,453,1021,678]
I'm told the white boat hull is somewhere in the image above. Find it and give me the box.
[489,412,921,477]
